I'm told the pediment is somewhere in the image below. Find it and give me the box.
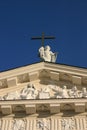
[0,62,87,114]
[0,61,87,98]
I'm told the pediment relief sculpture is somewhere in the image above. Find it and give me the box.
[0,83,87,100]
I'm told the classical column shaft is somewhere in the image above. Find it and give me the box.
[26,118,36,130]
[26,119,30,130]
[51,118,61,130]
[1,119,6,130]
[76,117,86,130]
[2,119,11,130]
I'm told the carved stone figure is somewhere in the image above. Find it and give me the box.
[37,118,50,130]
[21,83,38,99]
[61,86,69,98]
[61,118,75,130]
[55,85,69,98]
[12,119,26,130]
[69,86,79,98]
[4,91,20,100]
[82,88,87,98]
[39,46,45,60]
[39,86,50,99]
[39,45,57,63]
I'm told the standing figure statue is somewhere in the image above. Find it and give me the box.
[61,85,69,98]
[39,45,57,63]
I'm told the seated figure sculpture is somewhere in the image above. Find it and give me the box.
[39,86,50,99]
[20,83,38,99]
[56,85,69,98]
[69,86,79,98]
[80,87,87,98]
[39,45,57,63]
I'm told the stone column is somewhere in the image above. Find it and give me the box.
[7,119,13,130]
[51,118,54,130]
[26,118,36,130]
[30,120,33,130]
[54,118,57,130]
[83,117,86,130]
[75,117,86,130]
[58,118,62,130]
[26,119,30,130]
[76,118,79,130]
[1,118,12,130]
[33,118,36,130]
[2,119,6,130]
[51,117,61,130]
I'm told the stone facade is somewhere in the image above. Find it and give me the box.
[0,62,87,130]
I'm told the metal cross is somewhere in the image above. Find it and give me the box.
[31,32,55,47]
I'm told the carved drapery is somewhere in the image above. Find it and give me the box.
[12,119,26,130]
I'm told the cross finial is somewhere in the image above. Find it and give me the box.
[31,32,55,47]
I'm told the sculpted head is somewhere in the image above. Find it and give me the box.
[63,85,67,89]
[45,45,51,51]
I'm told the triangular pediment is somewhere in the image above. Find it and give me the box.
[0,61,87,98]
[0,62,87,115]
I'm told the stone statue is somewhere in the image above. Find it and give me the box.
[39,45,57,63]
[39,86,50,99]
[61,86,69,98]
[4,91,20,100]
[12,119,26,130]
[21,83,38,99]
[69,86,79,98]
[82,88,87,98]
[39,46,45,60]
[55,85,69,98]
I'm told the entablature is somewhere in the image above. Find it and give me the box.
[0,98,87,114]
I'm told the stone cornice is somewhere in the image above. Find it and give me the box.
[0,98,87,114]
[0,62,87,80]
[44,62,87,76]
[0,98,87,105]
[0,62,87,88]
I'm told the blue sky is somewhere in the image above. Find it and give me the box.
[0,0,87,71]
